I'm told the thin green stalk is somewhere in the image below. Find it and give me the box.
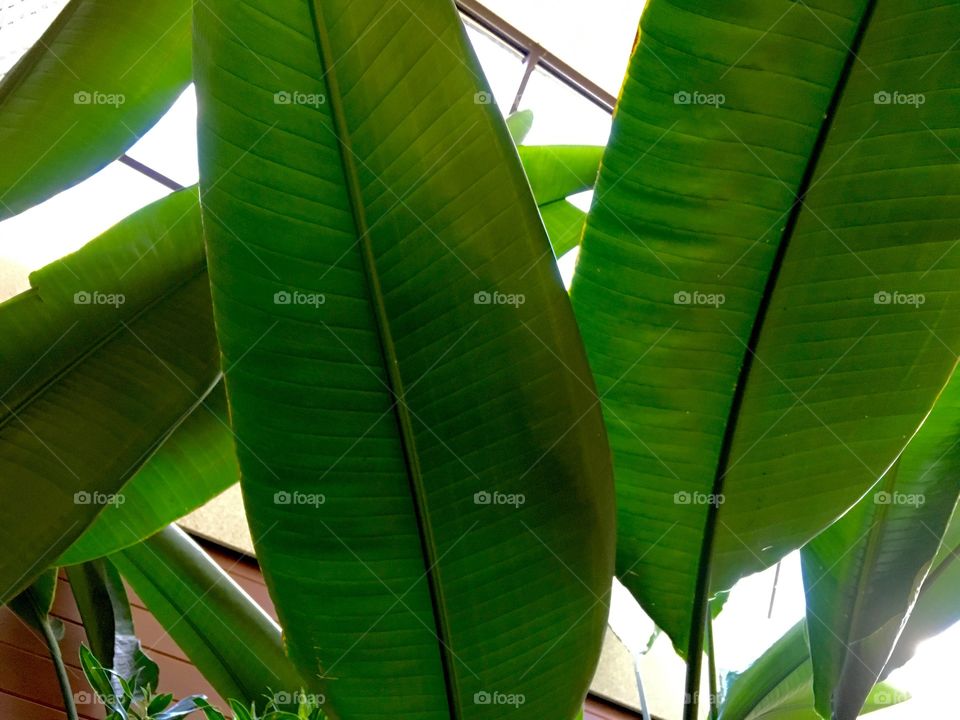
[39,617,79,720]
[706,614,719,720]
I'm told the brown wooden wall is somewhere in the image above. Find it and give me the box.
[0,539,638,720]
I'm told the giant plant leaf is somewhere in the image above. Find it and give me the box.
[875,503,960,677]
[0,188,218,604]
[570,0,960,706]
[518,146,602,207]
[801,367,960,719]
[60,382,238,565]
[46,136,596,571]
[518,145,602,256]
[194,2,615,720]
[113,526,304,707]
[0,0,192,219]
[718,621,908,720]
[540,201,589,258]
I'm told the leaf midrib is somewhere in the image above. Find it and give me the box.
[0,262,209,433]
[305,4,460,718]
[816,462,898,718]
[684,0,882,715]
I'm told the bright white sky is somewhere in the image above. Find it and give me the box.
[0,2,956,719]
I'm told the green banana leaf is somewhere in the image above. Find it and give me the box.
[570,0,960,695]
[0,188,218,604]
[66,558,159,693]
[10,571,79,720]
[539,201,589,258]
[112,526,304,707]
[194,2,615,720]
[60,382,238,565]
[54,135,600,570]
[718,621,909,720]
[801,369,960,719]
[54,139,589,568]
[875,503,960,678]
[506,109,534,144]
[518,146,602,208]
[518,145,602,256]
[0,0,192,219]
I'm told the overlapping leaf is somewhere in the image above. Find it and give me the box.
[0,188,218,604]
[0,0,192,218]
[60,382,237,565]
[518,145,602,256]
[113,526,302,707]
[194,2,615,719]
[802,368,960,719]
[718,621,908,720]
[570,1,960,699]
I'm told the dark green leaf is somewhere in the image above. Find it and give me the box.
[60,380,238,565]
[194,2,615,719]
[8,569,58,632]
[0,188,219,604]
[192,697,228,720]
[571,0,960,693]
[67,559,159,695]
[148,693,175,715]
[80,644,126,715]
[228,699,255,720]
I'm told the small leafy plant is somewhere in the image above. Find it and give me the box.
[79,646,326,720]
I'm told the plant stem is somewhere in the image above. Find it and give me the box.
[632,650,652,720]
[683,615,704,720]
[39,617,79,720]
[706,613,719,720]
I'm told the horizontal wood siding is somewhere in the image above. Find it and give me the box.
[0,539,637,720]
